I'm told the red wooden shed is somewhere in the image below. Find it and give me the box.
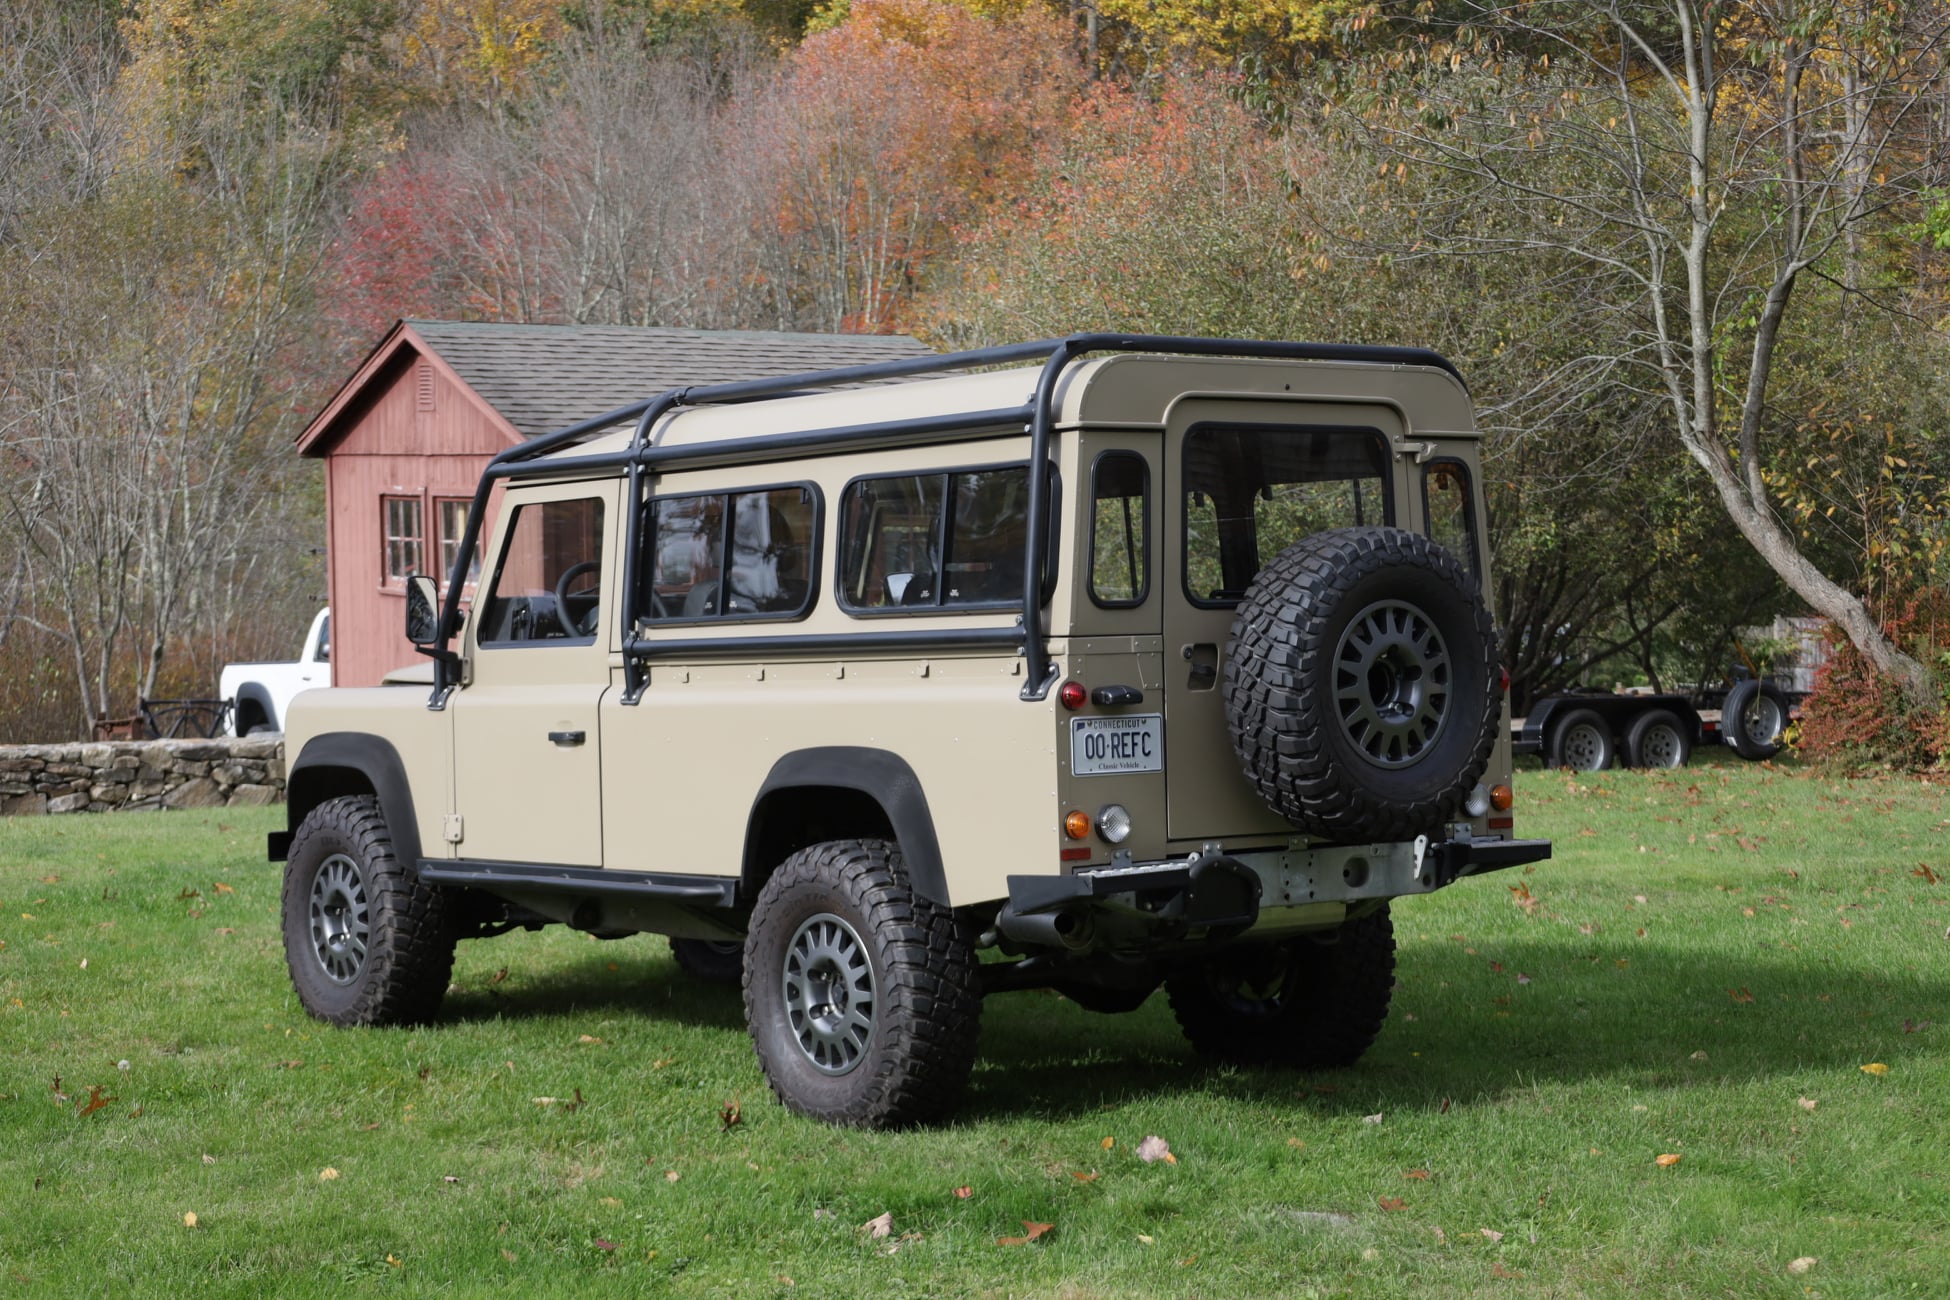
[295,320,933,688]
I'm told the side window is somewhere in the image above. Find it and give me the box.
[1090,451,1149,607]
[478,496,605,644]
[644,486,817,622]
[1423,459,1480,581]
[382,495,423,587]
[838,466,1030,611]
[1182,425,1390,605]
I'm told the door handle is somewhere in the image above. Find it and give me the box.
[548,730,585,747]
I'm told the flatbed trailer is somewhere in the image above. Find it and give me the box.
[1514,681,1795,770]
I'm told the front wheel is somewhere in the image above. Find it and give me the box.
[743,840,981,1128]
[1165,906,1395,1067]
[281,795,456,1026]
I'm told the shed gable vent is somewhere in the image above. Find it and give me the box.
[416,361,435,411]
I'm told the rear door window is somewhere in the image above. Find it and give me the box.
[1182,425,1390,605]
[643,485,819,622]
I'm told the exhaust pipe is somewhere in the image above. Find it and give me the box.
[996,904,1094,951]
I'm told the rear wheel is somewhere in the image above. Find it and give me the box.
[1548,708,1613,771]
[281,795,456,1026]
[743,839,981,1128]
[670,938,744,986]
[1165,907,1395,1068]
[1624,708,1690,769]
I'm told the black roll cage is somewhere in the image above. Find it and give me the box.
[422,333,1464,706]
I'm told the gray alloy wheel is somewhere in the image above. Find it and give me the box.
[781,912,876,1075]
[1333,599,1453,767]
[307,852,372,985]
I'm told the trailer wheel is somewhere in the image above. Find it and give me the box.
[1624,709,1690,769]
[1723,680,1789,760]
[1224,527,1500,841]
[1547,708,1613,771]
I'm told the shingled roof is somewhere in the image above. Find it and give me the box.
[297,320,937,454]
[403,321,935,440]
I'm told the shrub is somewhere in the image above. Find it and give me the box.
[1795,593,1950,772]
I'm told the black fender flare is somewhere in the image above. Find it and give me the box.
[274,733,422,868]
[744,748,948,906]
[232,683,277,734]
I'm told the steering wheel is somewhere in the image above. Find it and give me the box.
[552,560,601,637]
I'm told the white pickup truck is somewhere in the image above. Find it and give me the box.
[220,607,330,736]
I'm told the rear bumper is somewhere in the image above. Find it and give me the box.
[996,835,1553,954]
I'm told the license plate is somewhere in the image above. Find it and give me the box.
[1070,714,1164,776]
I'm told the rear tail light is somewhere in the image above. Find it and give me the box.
[1059,680,1087,710]
[1490,784,1514,811]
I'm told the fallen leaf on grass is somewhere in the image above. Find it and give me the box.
[489,967,509,984]
[500,1249,517,1263]
[320,1167,340,1181]
[577,1035,604,1045]
[1491,1261,1523,1279]
[212,882,234,895]
[1479,1229,1503,1243]
[1101,1136,1114,1150]
[1690,1050,1708,1061]
[997,1221,1053,1246]
[1861,1062,1890,1076]
[1655,1154,1682,1167]
[594,1239,615,1253]
[1913,865,1938,885]
[201,1155,215,1166]
[1798,1097,1818,1111]
[953,1186,972,1199]
[1378,1197,1407,1212]
[1788,1256,1818,1275]
[861,1212,893,1239]
[444,1176,462,1186]
[1904,1019,1934,1034]
[1729,987,1754,1003]
[664,1170,680,1183]
[1362,1113,1384,1125]
[719,1099,742,1132]
[1404,1169,1431,1180]
[1136,1135,1175,1164]
[76,1085,115,1118]
[1137,1234,1154,1245]
[182,1213,198,1228]
[1287,1138,1307,1149]
[385,1254,401,1268]
[1070,1171,1099,1182]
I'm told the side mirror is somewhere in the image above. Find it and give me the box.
[405,575,441,647]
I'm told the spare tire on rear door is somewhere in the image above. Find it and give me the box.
[1224,526,1500,842]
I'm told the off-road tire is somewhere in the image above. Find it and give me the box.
[670,938,744,986]
[743,839,981,1129]
[281,795,456,1027]
[1225,527,1499,840]
[1723,679,1789,760]
[1165,906,1396,1067]
[1624,708,1690,769]
[1547,707,1614,771]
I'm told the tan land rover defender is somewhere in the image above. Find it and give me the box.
[271,334,1551,1128]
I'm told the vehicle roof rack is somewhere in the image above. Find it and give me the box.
[428,334,1465,705]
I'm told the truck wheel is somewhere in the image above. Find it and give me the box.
[670,938,744,986]
[1165,906,1395,1067]
[743,839,981,1128]
[1624,709,1690,769]
[1224,527,1499,841]
[282,795,456,1027]
[1723,680,1789,760]
[1547,708,1613,771]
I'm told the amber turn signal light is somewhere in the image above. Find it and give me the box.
[1064,810,1092,840]
[1490,784,1514,811]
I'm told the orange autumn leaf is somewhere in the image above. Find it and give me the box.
[997,1220,1054,1246]
[76,1084,116,1118]
[1404,1169,1431,1180]
[953,1186,973,1199]
[1378,1196,1407,1212]
[1655,1153,1682,1167]
[1070,1171,1099,1182]
[1860,1062,1890,1076]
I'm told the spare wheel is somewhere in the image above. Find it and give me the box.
[1223,526,1501,841]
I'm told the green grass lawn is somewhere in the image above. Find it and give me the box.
[2,757,1946,1298]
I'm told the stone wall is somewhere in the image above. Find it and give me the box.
[0,737,284,815]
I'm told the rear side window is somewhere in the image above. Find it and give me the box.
[839,466,1030,611]
[1182,424,1390,605]
[1423,459,1479,581]
[643,485,818,622]
[1090,451,1149,607]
